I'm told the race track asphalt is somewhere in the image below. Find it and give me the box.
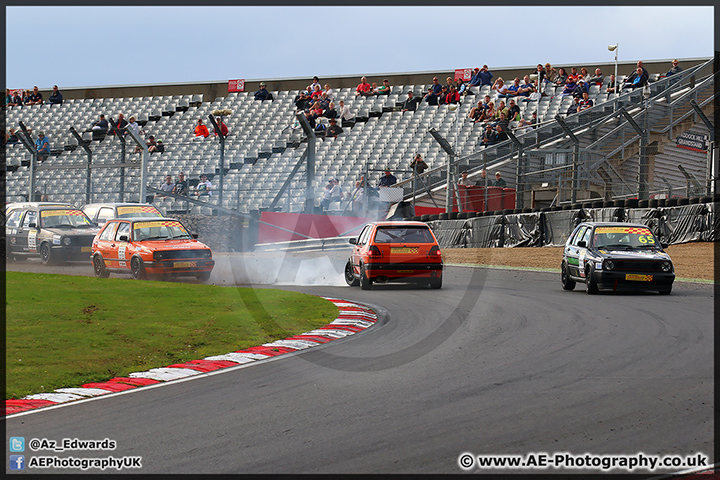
[4,254,714,474]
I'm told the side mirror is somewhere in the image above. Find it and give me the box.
[192,233,199,239]
[349,238,357,244]
[577,240,586,248]
[661,242,669,249]
[119,234,129,242]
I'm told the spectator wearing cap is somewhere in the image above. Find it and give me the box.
[468,67,483,87]
[48,85,63,105]
[494,172,507,187]
[666,59,682,77]
[173,172,188,196]
[402,91,419,112]
[572,77,589,99]
[379,168,397,187]
[326,118,343,138]
[8,89,23,107]
[27,86,43,105]
[195,173,213,197]
[195,118,210,137]
[35,131,50,162]
[355,76,373,97]
[377,79,391,96]
[254,82,271,101]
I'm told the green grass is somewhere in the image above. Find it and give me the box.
[6,272,338,399]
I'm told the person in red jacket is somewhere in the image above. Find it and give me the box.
[214,117,228,137]
[445,84,460,105]
[194,119,210,137]
[355,76,372,97]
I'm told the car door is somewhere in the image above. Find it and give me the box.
[352,225,371,272]
[95,221,119,267]
[565,225,587,277]
[113,221,132,270]
[5,208,25,255]
[576,226,593,277]
[19,209,39,253]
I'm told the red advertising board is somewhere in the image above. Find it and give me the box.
[454,68,472,81]
[228,79,245,92]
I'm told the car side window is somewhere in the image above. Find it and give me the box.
[580,227,593,246]
[570,226,586,246]
[357,226,370,246]
[21,210,37,228]
[99,222,118,241]
[97,207,116,225]
[115,222,130,241]
[6,210,23,228]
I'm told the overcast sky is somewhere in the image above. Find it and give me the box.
[6,6,715,90]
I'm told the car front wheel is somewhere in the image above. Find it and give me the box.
[344,261,359,286]
[40,242,56,265]
[585,266,598,294]
[93,255,110,278]
[561,262,576,290]
[131,257,148,280]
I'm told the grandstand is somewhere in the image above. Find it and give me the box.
[4,57,715,220]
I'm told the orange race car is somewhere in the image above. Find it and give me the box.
[91,217,214,281]
[344,221,443,290]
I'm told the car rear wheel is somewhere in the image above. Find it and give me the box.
[430,276,442,289]
[360,265,372,290]
[561,262,576,290]
[585,266,598,294]
[196,271,211,282]
[93,255,110,278]
[40,242,57,266]
[344,261,359,286]
[131,257,148,280]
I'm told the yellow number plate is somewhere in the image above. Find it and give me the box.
[81,247,92,252]
[174,261,196,268]
[626,274,653,281]
[391,247,418,254]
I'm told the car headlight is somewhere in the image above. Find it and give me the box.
[63,236,72,246]
[661,261,672,272]
[603,260,614,271]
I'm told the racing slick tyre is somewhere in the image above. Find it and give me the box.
[430,276,442,289]
[93,254,110,278]
[659,285,672,295]
[40,242,57,266]
[359,265,372,290]
[131,256,148,280]
[344,261,359,287]
[585,266,599,295]
[196,271,212,282]
[561,262,576,290]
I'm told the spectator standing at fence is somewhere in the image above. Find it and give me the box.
[494,172,507,187]
[254,82,271,101]
[195,173,213,197]
[48,85,63,105]
[666,59,682,76]
[195,118,210,137]
[476,168,489,185]
[155,175,175,201]
[410,154,428,175]
[27,86,43,105]
[458,171,472,186]
[35,131,50,162]
[173,172,188,196]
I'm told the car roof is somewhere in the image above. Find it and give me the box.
[579,222,651,229]
[369,221,430,227]
[108,216,180,223]
[82,202,157,208]
[6,202,73,209]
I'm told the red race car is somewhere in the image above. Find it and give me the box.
[91,217,214,281]
[344,221,443,290]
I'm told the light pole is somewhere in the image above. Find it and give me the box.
[608,43,618,92]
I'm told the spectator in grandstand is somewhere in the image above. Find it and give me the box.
[572,78,590,99]
[377,78,391,96]
[308,76,321,91]
[423,85,438,106]
[566,97,581,116]
[48,85,63,105]
[349,180,365,213]
[295,86,313,111]
[214,117,229,137]
[516,76,536,101]
[544,63,558,85]
[445,76,456,91]
[438,86,450,105]
[560,77,578,97]
[476,168,488,185]
[369,82,379,96]
[494,172,507,187]
[323,83,335,101]
[445,84,460,105]
[469,100,484,122]
[22,89,32,105]
[146,136,161,154]
[6,128,20,144]
[155,139,165,153]
[27,86,43,105]
[318,92,331,111]
[457,78,472,96]
[588,68,604,87]
[553,68,568,87]
[458,171,473,186]
[379,168,397,187]
[402,91,419,112]
[338,100,355,127]
[507,99,520,121]
[605,74,618,94]
[254,82,271,101]
[410,154,428,175]
[173,172,188,196]
[194,173,212,197]
[531,64,547,85]
[90,114,109,132]
[155,175,175,201]
[468,67,482,92]
[623,66,649,90]
[481,124,508,148]
[309,101,324,119]
[477,65,494,87]
[666,59,682,76]
[108,113,128,137]
[326,118,343,138]
[580,67,589,80]
[492,78,511,98]
[567,67,580,83]
[577,91,593,112]
[5,88,12,106]
[310,84,323,101]
[195,118,210,137]
[430,76,443,100]
[494,100,508,120]
[8,90,23,106]
[355,76,373,97]
[35,131,50,162]
[506,77,522,97]
[479,101,495,123]
[517,111,538,132]
[330,178,343,204]
[321,181,333,211]
[323,102,338,119]
[302,109,317,130]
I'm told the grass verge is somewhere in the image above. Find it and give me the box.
[6,272,338,399]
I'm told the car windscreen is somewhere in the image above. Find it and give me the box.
[373,226,434,244]
[133,220,192,241]
[40,209,95,228]
[117,205,162,218]
[593,226,659,249]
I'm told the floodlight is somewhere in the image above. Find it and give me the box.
[608,44,617,51]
